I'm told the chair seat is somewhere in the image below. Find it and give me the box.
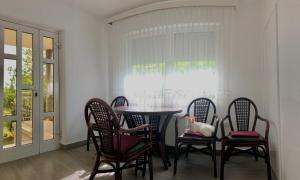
[226,135,265,142]
[178,133,215,142]
[229,131,260,137]
[113,135,141,155]
[113,135,151,160]
[122,142,151,161]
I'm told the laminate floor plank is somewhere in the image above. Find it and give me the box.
[0,146,275,180]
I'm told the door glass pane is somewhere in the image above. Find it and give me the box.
[4,29,17,55]
[3,121,17,149]
[43,116,54,140]
[3,59,17,116]
[43,37,54,59]
[22,33,33,86]
[43,63,54,112]
[22,90,33,145]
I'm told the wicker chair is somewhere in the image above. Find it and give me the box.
[124,114,162,176]
[84,98,153,180]
[220,97,271,180]
[111,96,129,126]
[174,98,219,177]
[111,96,129,107]
[86,96,129,151]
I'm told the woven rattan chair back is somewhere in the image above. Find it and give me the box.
[187,98,216,124]
[228,97,258,131]
[85,98,120,156]
[111,96,129,107]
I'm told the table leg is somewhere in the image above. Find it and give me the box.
[160,113,173,170]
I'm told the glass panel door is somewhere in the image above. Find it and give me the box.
[0,20,40,163]
[0,21,59,163]
[39,31,59,153]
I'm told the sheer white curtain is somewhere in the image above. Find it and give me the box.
[109,7,235,112]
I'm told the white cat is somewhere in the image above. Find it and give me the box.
[186,116,215,137]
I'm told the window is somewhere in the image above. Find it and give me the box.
[123,29,217,108]
[110,7,235,110]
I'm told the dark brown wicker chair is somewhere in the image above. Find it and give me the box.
[111,96,129,107]
[111,96,129,126]
[124,114,162,176]
[84,98,153,180]
[87,96,129,151]
[174,98,219,177]
[220,97,271,180]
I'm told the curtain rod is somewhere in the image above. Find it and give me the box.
[106,0,239,25]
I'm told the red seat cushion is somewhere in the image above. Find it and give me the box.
[184,130,204,137]
[229,131,260,137]
[113,135,141,155]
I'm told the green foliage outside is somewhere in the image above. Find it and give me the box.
[132,60,216,74]
[3,48,32,146]
[133,63,165,74]
[175,60,216,73]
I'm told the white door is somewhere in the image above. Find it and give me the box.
[0,20,59,163]
[39,31,59,153]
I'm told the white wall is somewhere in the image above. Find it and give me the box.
[231,0,263,107]
[0,0,109,145]
[260,0,281,178]
[277,0,300,179]
[261,0,300,179]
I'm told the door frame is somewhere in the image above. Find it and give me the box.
[0,17,61,163]
[0,20,40,163]
[39,30,60,153]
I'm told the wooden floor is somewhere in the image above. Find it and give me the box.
[0,146,274,180]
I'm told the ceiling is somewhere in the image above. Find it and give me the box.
[62,0,168,18]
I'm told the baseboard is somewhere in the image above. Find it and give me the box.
[60,140,87,149]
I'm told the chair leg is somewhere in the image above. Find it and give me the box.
[158,141,164,156]
[87,129,90,151]
[148,153,153,180]
[213,142,217,178]
[185,144,191,158]
[253,146,258,161]
[208,144,214,161]
[265,144,272,180]
[225,145,232,162]
[173,142,178,175]
[220,144,225,180]
[142,155,147,177]
[115,162,122,180]
[134,159,138,176]
[89,156,100,180]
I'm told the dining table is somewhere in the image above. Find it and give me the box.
[114,106,182,170]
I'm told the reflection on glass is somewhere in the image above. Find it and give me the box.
[3,121,17,149]
[22,33,33,86]
[22,90,33,145]
[43,37,54,59]
[43,63,54,112]
[4,29,17,55]
[43,116,54,140]
[3,59,17,116]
